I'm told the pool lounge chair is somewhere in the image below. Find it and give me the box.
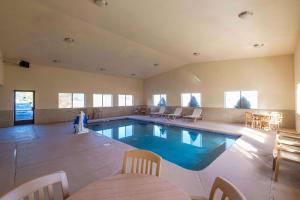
[150,107,166,117]
[183,108,202,122]
[165,107,182,120]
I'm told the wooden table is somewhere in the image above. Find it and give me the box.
[67,174,190,200]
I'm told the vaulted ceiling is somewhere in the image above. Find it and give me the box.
[0,0,299,78]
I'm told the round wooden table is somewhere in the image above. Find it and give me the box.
[67,174,190,200]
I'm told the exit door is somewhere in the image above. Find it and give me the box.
[14,90,35,125]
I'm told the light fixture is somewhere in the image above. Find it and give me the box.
[238,11,253,19]
[193,52,200,56]
[95,0,108,7]
[52,59,61,63]
[253,43,264,48]
[153,63,159,67]
[100,67,106,71]
[63,37,75,43]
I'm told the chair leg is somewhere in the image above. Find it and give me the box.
[274,158,280,181]
[272,157,276,171]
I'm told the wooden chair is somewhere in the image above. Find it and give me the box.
[269,112,283,130]
[191,177,247,200]
[244,112,254,127]
[0,171,70,200]
[273,130,300,181]
[121,149,162,177]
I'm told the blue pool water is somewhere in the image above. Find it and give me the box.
[88,119,239,171]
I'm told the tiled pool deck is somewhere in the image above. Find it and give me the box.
[0,115,299,199]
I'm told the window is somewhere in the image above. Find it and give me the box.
[297,83,300,114]
[181,93,201,107]
[153,94,167,106]
[58,93,72,108]
[58,93,85,108]
[73,93,85,108]
[103,94,113,107]
[93,94,113,107]
[118,94,133,106]
[225,90,258,109]
[93,94,103,107]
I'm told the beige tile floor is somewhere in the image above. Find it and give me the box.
[0,115,299,200]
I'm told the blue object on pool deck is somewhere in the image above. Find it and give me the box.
[88,119,239,171]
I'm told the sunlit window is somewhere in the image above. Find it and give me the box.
[225,91,258,109]
[153,125,167,139]
[118,94,134,106]
[181,93,201,107]
[93,94,103,107]
[153,94,167,106]
[73,93,85,108]
[103,94,113,107]
[118,125,133,139]
[297,83,300,114]
[182,130,202,147]
[58,93,72,108]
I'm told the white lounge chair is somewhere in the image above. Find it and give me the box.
[150,107,166,117]
[165,108,182,120]
[183,108,202,122]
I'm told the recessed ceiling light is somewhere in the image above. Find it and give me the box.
[52,59,61,63]
[238,11,253,19]
[193,52,200,56]
[95,0,108,7]
[63,37,75,43]
[253,43,264,48]
[153,63,159,67]
[131,73,136,76]
[100,67,106,71]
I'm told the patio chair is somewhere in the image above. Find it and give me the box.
[121,149,162,177]
[183,108,202,122]
[150,107,166,117]
[272,130,300,181]
[245,111,254,127]
[191,176,247,200]
[0,171,70,200]
[269,112,283,130]
[165,107,183,120]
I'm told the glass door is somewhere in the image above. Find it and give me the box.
[14,90,35,125]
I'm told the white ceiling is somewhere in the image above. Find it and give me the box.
[0,0,299,78]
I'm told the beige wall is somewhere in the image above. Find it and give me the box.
[145,55,295,110]
[0,63,144,126]
[295,41,300,132]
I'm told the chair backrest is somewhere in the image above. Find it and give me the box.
[192,108,202,117]
[0,171,69,200]
[270,112,283,124]
[174,108,182,115]
[158,107,166,114]
[209,177,246,200]
[245,112,253,120]
[121,150,162,177]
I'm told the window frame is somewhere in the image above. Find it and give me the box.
[181,93,201,107]
[118,94,134,107]
[224,90,258,109]
[58,92,85,109]
[153,94,167,106]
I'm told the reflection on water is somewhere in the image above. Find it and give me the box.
[182,130,202,147]
[89,119,239,170]
[118,125,133,139]
[153,125,167,139]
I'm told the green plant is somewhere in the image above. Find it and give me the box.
[235,96,251,109]
[158,97,166,107]
[189,96,200,108]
